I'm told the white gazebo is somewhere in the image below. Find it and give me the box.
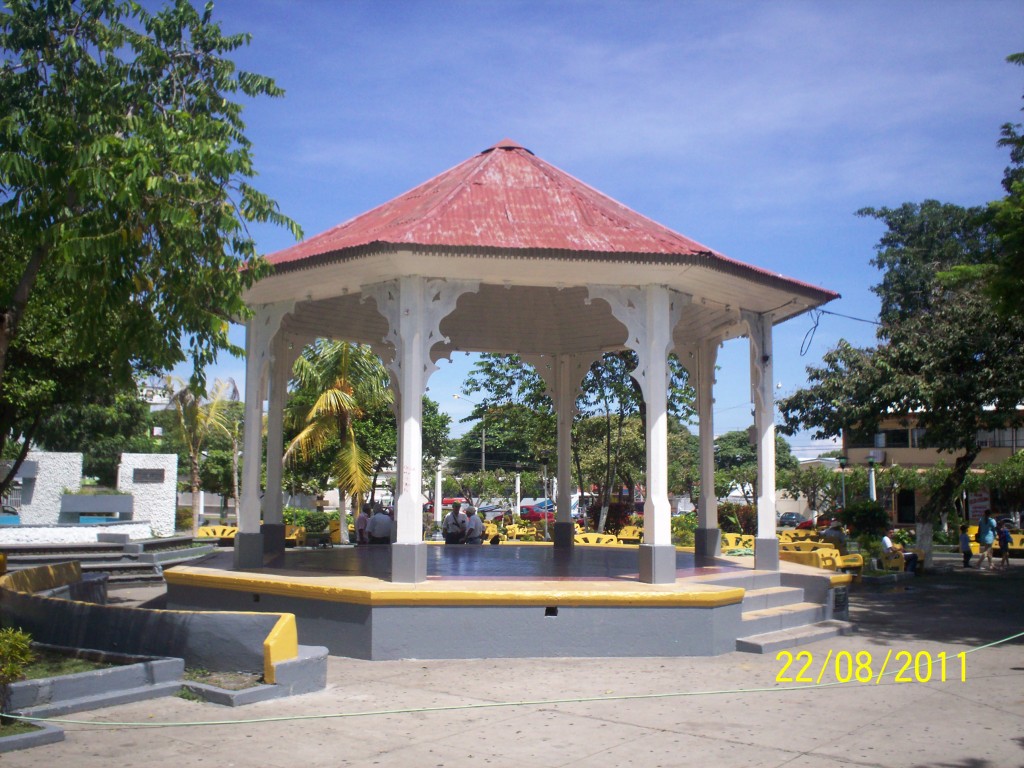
[236,139,838,583]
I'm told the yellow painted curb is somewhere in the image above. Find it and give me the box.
[262,614,298,684]
[166,568,745,608]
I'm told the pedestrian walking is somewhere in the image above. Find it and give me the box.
[975,511,997,570]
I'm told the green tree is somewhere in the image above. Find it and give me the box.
[778,463,840,516]
[353,396,450,501]
[285,340,391,505]
[166,377,239,533]
[0,0,299,491]
[460,351,695,531]
[943,51,1024,317]
[714,429,798,505]
[198,448,236,522]
[781,202,1024,526]
[33,390,156,486]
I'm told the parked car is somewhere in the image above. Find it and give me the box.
[520,508,556,523]
[778,512,804,528]
[477,503,509,521]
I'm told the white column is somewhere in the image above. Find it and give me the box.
[236,302,293,568]
[434,469,443,528]
[367,276,478,582]
[681,337,722,563]
[588,285,686,583]
[744,310,779,571]
[522,351,600,547]
[264,332,300,527]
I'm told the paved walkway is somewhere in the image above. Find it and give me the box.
[7,559,1023,768]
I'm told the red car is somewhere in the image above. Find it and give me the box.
[796,515,831,530]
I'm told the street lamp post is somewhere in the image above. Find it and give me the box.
[867,456,877,502]
[540,450,550,541]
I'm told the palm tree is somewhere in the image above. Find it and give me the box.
[166,377,240,534]
[285,341,392,514]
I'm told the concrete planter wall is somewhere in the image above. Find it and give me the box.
[59,494,133,524]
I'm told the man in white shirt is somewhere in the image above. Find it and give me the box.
[366,505,393,545]
[463,505,484,545]
[442,504,467,545]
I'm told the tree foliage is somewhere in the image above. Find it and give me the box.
[944,51,1024,316]
[165,376,239,532]
[713,429,798,505]
[285,340,391,499]
[780,201,1024,524]
[459,351,696,530]
[0,0,298,491]
[33,390,155,486]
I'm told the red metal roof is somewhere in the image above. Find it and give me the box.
[267,138,721,261]
[264,140,838,301]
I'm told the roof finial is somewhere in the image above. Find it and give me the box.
[482,138,532,155]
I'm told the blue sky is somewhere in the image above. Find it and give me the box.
[182,0,1024,456]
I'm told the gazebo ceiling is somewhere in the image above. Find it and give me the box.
[248,139,838,353]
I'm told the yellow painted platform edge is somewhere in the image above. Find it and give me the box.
[830,573,854,586]
[166,568,745,608]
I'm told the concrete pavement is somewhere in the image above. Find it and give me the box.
[6,560,1023,768]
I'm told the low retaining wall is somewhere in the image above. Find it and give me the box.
[0,522,154,545]
[8,645,183,714]
[0,562,313,685]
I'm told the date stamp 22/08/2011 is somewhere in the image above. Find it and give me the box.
[775,649,967,685]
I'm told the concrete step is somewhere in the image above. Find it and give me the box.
[741,585,805,611]
[694,569,782,591]
[79,561,164,585]
[739,601,828,636]
[736,620,855,654]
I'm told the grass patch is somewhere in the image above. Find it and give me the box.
[0,718,42,736]
[175,687,204,702]
[22,649,114,680]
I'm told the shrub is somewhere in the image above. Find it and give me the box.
[0,628,34,722]
[671,512,698,546]
[718,503,756,534]
[587,502,632,533]
[932,529,957,545]
[175,506,194,531]
[282,507,308,527]
[891,528,916,547]
[840,500,889,536]
[304,510,330,534]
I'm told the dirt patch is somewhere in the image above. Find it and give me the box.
[183,668,263,690]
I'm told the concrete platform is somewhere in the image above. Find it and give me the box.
[165,544,842,659]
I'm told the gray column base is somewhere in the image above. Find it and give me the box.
[261,523,286,561]
[754,537,780,571]
[390,542,427,583]
[553,521,575,548]
[694,527,721,565]
[233,532,264,569]
[639,544,677,584]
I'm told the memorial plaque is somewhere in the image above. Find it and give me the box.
[133,468,165,484]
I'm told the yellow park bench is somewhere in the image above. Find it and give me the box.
[574,533,621,545]
[195,525,238,545]
[617,525,643,544]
